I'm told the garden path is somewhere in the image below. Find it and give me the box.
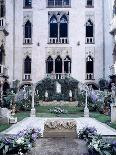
[2,117,116,136]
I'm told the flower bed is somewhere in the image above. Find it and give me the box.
[78,127,116,155]
[0,128,41,155]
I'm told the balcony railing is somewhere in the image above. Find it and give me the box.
[110,16,116,34]
[0,18,5,29]
[47,0,71,8]
[86,73,94,80]
[110,63,116,75]
[23,74,32,81]
[23,38,32,44]
[86,37,94,44]
[46,73,70,79]
[0,64,8,77]
[48,37,68,44]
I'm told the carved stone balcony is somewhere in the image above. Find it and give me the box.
[23,74,32,81]
[110,16,116,34]
[0,18,9,36]
[48,37,69,44]
[86,73,94,80]
[0,64,8,78]
[85,37,94,44]
[46,73,71,79]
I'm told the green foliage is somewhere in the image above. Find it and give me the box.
[99,79,109,91]
[16,99,31,111]
[36,77,79,101]
[3,91,15,108]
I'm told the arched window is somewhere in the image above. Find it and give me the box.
[60,15,68,38]
[64,56,71,73]
[24,0,32,7]
[25,20,32,38]
[55,56,62,73]
[87,0,93,7]
[46,56,53,73]
[86,55,93,74]
[24,56,31,74]
[86,19,93,37]
[0,45,5,64]
[50,15,58,38]
[0,3,5,17]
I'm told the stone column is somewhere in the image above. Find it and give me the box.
[111,104,116,123]
[30,83,36,117]
[58,22,60,43]
[0,80,3,107]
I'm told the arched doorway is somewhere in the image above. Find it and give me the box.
[55,56,62,73]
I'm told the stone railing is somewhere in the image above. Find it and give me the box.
[46,73,71,79]
[48,37,68,44]
[0,64,8,77]
[47,0,71,8]
[23,38,32,44]
[86,73,94,80]
[85,37,94,44]
[0,17,5,29]
[110,16,116,34]
[23,74,32,80]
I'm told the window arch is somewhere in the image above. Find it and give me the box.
[24,56,31,74]
[55,56,62,73]
[64,56,71,73]
[86,55,94,74]
[24,0,32,7]
[86,19,93,37]
[50,15,58,38]
[60,15,68,38]
[0,45,5,64]
[46,56,53,73]
[24,20,32,38]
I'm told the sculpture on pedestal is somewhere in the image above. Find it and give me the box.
[56,82,61,94]
[69,90,72,101]
[45,91,48,101]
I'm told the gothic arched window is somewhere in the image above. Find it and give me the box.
[64,56,71,73]
[24,56,31,74]
[50,15,58,38]
[46,56,53,73]
[86,19,93,37]
[60,15,68,38]
[25,20,32,38]
[24,0,32,8]
[55,56,62,73]
[86,55,94,74]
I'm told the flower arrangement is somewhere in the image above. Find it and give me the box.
[49,107,68,115]
[78,127,116,155]
[0,128,41,155]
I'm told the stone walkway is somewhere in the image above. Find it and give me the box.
[2,117,116,136]
[28,138,88,155]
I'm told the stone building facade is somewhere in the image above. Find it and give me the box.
[2,0,113,89]
[0,0,9,104]
[110,0,116,84]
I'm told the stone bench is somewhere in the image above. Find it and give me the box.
[43,119,77,138]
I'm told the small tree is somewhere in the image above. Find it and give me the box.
[98,78,109,91]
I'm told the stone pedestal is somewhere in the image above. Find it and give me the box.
[43,119,77,138]
[84,107,89,117]
[30,108,36,117]
[111,104,116,123]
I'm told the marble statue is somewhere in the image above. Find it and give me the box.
[56,82,61,94]
[45,91,48,98]
[69,90,72,98]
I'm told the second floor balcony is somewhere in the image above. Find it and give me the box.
[0,64,8,78]
[48,37,69,44]
[110,16,116,34]
[46,73,71,79]
[0,17,9,36]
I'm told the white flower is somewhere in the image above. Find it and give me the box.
[16,137,24,144]
[93,143,98,150]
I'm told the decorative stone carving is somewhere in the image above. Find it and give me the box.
[43,119,77,138]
